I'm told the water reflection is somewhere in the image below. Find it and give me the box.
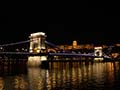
[27,61,120,90]
[14,75,28,90]
[48,62,120,90]
[0,77,4,90]
[28,67,44,90]
[1,60,120,90]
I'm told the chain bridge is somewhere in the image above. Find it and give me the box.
[0,32,112,66]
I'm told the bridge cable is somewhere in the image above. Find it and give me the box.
[0,40,30,47]
[45,41,61,50]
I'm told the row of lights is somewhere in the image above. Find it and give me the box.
[0,47,28,52]
[16,48,28,52]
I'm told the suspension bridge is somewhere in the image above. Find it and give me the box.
[0,32,113,67]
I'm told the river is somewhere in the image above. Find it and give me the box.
[0,59,120,90]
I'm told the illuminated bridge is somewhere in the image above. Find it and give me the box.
[0,32,111,58]
[0,32,112,66]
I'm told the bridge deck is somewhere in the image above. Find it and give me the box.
[49,53,102,58]
[0,52,47,56]
[0,52,111,59]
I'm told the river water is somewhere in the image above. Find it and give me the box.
[0,60,120,90]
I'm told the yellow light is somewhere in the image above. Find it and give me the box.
[38,46,41,49]
[28,56,41,66]
[94,58,104,61]
[40,56,47,61]
[36,49,40,53]
[34,48,37,50]
[30,47,32,50]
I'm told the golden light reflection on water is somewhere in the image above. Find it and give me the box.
[1,61,120,90]
[0,77,4,90]
[27,67,45,90]
[27,56,47,67]
[14,75,28,90]
[48,61,120,89]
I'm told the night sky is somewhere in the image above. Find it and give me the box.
[0,7,119,46]
[0,23,119,45]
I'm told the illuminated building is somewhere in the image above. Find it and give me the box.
[57,41,94,51]
[72,40,77,49]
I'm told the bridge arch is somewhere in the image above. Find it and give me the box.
[47,48,57,53]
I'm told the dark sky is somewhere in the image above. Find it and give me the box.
[0,2,119,46]
[88,0,104,16]
[0,6,119,46]
[0,16,8,24]
[88,8,104,16]
[0,23,119,45]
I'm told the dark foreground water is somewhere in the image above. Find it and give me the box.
[1,61,120,90]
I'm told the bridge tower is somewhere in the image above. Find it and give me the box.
[29,32,47,53]
[94,46,103,60]
[28,32,48,67]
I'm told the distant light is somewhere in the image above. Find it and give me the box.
[73,40,77,48]
[94,47,102,57]
[22,48,24,51]
[0,47,3,49]
[25,49,27,51]
[40,56,47,61]
[16,49,19,51]
[94,58,104,61]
